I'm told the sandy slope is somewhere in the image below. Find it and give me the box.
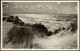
[33,31,77,49]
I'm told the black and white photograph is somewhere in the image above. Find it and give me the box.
[1,1,79,49]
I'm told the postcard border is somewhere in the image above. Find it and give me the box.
[1,1,79,50]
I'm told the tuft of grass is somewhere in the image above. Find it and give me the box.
[31,23,52,36]
[4,25,34,48]
[7,16,14,22]
[70,22,77,33]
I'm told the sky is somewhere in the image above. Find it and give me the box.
[3,2,77,14]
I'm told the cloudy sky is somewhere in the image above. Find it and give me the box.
[3,2,77,14]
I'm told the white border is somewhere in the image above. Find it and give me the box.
[1,1,79,50]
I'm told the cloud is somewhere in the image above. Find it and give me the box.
[57,6,77,14]
[11,4,54,10]
[54,7,58,10]
[3,2,77,14]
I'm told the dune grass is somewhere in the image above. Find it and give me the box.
[3,23,53,48]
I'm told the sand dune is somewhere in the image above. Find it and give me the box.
[3,14,78,49]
